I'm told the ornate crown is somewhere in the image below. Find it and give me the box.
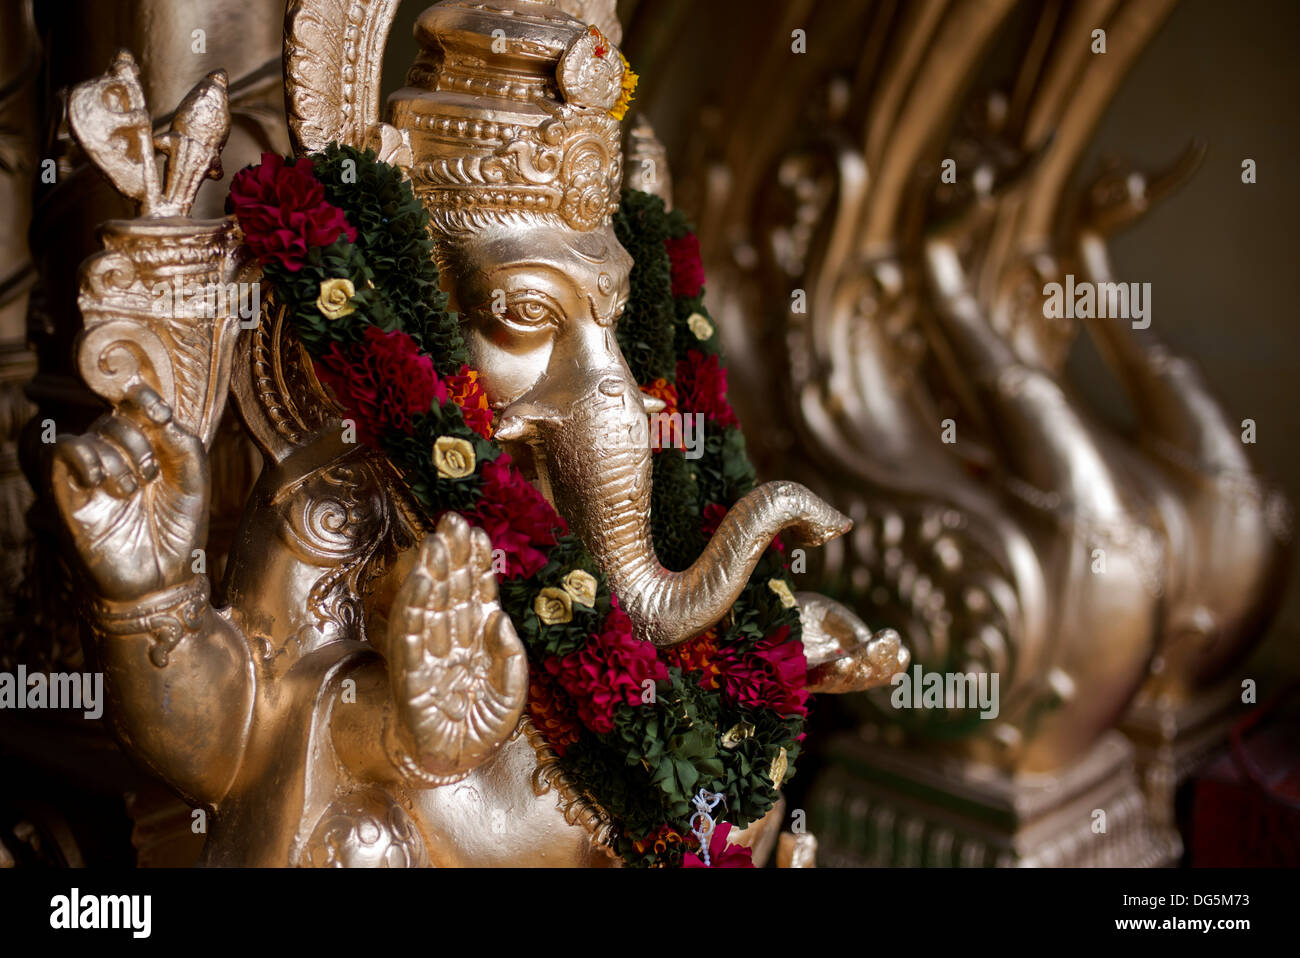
[389,0,635,235]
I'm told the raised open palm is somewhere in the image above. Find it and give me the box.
[389,512,528,779]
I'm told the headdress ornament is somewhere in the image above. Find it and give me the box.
[389,0,635,234]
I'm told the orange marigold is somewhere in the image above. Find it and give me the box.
[660,629,722,690]
[444,365,494,439]
[631,824,685,859]
[642,378,681,451]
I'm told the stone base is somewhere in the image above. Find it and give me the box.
[1120,679,1244,830]
[808,730,1181,867]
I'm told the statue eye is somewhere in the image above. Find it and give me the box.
[516,302,550,323]
[498,291,561,331]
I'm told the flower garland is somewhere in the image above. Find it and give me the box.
[228,146,806,867]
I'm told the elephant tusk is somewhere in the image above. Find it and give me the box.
[495,399,565,443]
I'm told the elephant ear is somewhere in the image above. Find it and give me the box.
[284,0,401,155]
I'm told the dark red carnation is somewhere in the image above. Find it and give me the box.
[700,502,728,539]
[676,349,739,428]
[527,664,583,757]
[664,232,705,299]
[314,327,443,448]
[229,152,356,271]
[544,603,668,734]
[469,455,567,579]
[715,625,808,718]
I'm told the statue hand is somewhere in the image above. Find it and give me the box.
[52,384,209,601]
[795,592,909,693]
[389,512,528,779]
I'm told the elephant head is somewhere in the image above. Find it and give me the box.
[432,220,850,647]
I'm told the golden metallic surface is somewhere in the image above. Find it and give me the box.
[43,0,901,867]
[637,0,1288,864]
[283,0,401,156]
[797,592,909,694]
[776,831,817,869]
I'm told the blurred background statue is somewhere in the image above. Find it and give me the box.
[623,0,1293,865]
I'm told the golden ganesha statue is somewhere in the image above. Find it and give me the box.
[48,0,906,867]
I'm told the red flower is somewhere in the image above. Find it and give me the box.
[676,349,739,428]
[469,455,566,579]
[229,152,356,271]
[545,604,668,734]
[527,665,582,757]
[314,327,443,448]
[716,626,809,718]
[683,822,754,868]
[700,502,727,539]
[664,233,705,299]
[445,365,494,438]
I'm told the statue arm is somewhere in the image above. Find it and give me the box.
[90,583,256,806]
[53,385,255,807]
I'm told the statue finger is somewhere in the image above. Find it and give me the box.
[54,435,105,488]
[119,383,171,431]
[50,452,91,518]
[392,562,434,637]
[418,603,452,660]
[426,536,451,610]
[452,599,473,650]
[433,517,473,605]
[90,437,139,498]
[468,526,498,601]
[485,611,528,707]
[101,414,160,481]
[446,559,472,606]
[121,383,204,491]
[435,511,472,568]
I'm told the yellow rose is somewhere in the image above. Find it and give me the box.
[561,569,598,608]
[316,278,356,319]
[767,578,797,609]
[432,436,476,479]
[721,722,755,750]
[534,587,573,626]
[687,311,714,340]
[769,747,789,789]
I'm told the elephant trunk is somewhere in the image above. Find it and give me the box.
[502,366,850,647]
